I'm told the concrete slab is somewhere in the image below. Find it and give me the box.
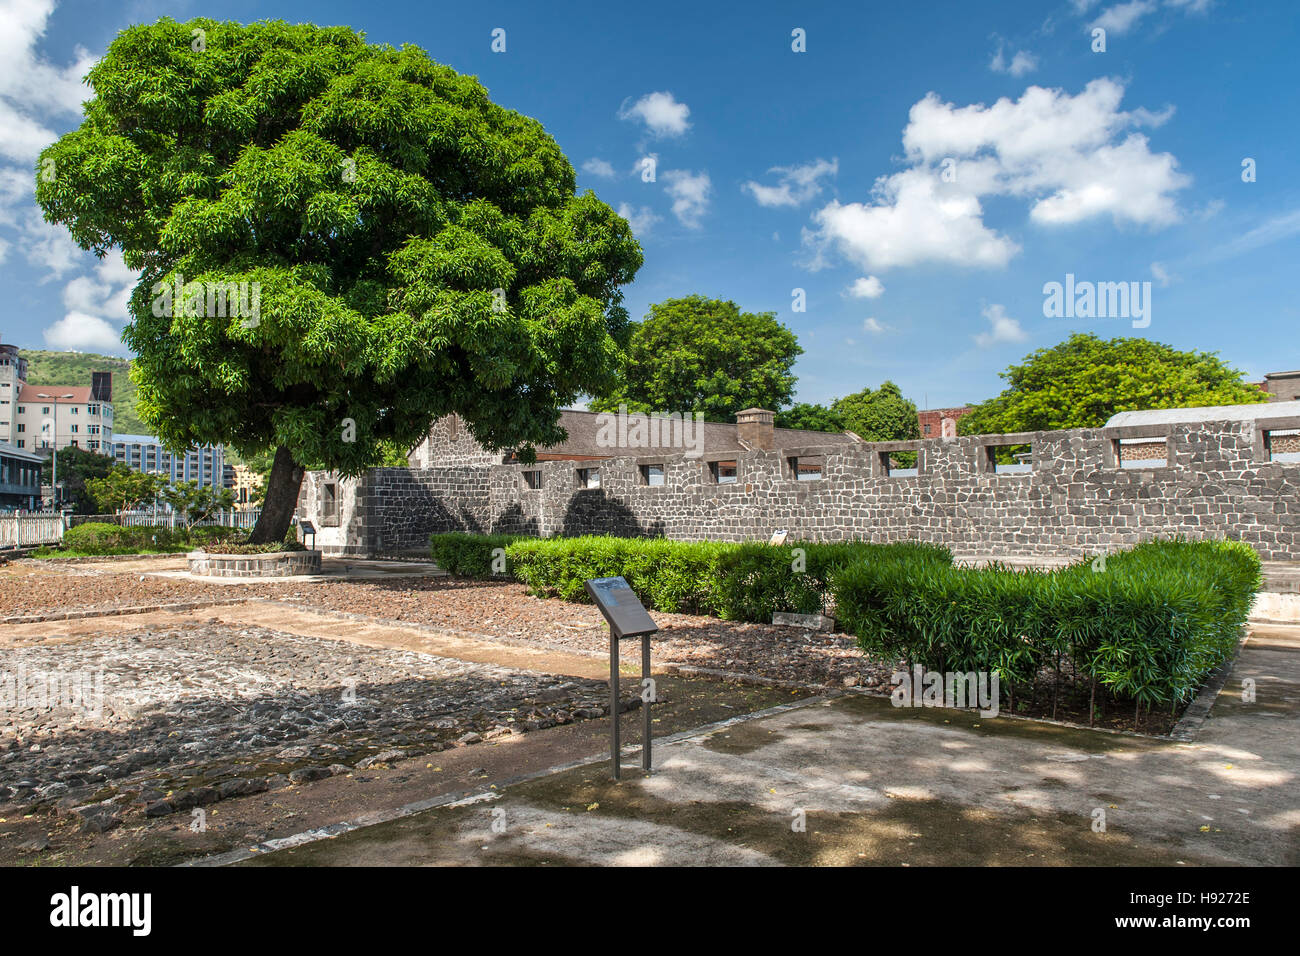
[234,623,1300,868]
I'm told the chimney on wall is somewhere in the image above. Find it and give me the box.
[736,407,776,451]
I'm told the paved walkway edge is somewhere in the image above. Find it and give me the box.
[1169,633,1246,741]
[181,692,836,867]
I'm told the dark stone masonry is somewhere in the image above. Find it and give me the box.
[301,414,1300,561]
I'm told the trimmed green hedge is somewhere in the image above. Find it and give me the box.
[58,522,245,555]
[832,539,1261,706]
[429,532,529,578]
[432,532,1257,707]
[501,535,951,621]
[61,523,188,554]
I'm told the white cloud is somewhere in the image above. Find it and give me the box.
[807,79,1188,273]
[847,276,884,299]
[1091,1,1158,36]
[43,311,123,352]
[810,171,1020,271]
[662,169,711,228]
[61,251,134,317]
[1086,0,1211,36]
[22,211,82,278]
[1205,207,1300,263]
[616,202,661,235]
[974,304,1028,348]
[581,158,616,178]
[618,91,691,138]
[990,45,1039,77]
[862,317,889,334]
[1150,261,1173,286]
[742,158,837,207]
[0,0,94,163]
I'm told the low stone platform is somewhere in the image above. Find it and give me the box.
[187,549,322,578]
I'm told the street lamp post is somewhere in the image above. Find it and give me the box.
[36,393,74,511]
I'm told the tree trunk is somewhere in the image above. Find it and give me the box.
[249,446,305,544]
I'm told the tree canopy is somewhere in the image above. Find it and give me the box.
[85,465,166,513]
[774,384,920,443]
[36,18,641,540]
[832,381,920,443]
[774,402,846,433]
[42,447,115,514]
[591,295,801,422]
[959,333,1266,436]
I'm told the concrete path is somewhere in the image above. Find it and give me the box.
[237,622,1300,867]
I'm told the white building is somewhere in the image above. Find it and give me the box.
[13,385,115,453]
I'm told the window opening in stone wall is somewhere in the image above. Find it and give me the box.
[1114,437,1168,469]
[787,455,824,480]
[879,450,919,477]
[1265,428,1300,464]
[709,460,738,484]
[984,443,1032,474]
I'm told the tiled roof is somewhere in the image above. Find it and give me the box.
[16,385,94,403]
[524,408,857,460]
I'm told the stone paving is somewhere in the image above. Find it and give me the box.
[0,619,613,831]
[239,622,1300,868]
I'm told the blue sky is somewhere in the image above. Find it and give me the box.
[1,0,1296,410]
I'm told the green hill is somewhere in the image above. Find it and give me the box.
[18,349,146,435]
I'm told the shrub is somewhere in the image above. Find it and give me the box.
[187,525,246,545]
[201,540,306,554]
[60,523,188,554]
[833,538,1261,707]
[505,536,726,612]
[504,535,952,621]
[430,532,529,578]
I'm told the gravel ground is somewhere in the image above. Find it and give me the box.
[0,620,614,830]
[2,565,897,690]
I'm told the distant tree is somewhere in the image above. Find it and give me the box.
[591,296,802,422]
[36,18,640,544]
[85,466,165,513]
[960,333,1267,436]
[161,481,236,529]
[41,447,115,514]
[774,403,845,433]
[832,381,920,442]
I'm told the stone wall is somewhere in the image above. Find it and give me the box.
[302,415,1300,560]
[299,466,491,554]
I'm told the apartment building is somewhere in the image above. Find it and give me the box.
[0,341,28,445]
[12,384,115,453]
[108,434,227,490]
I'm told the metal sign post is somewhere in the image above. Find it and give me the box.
[585,576,658,780]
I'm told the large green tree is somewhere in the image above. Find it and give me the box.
[36,19,641,541]
[832,381,920,442]
[591,295,802,422]
[960,333,1266,436]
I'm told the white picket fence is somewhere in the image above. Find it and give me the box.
[68,510,262,530]
[0,512,64,548]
